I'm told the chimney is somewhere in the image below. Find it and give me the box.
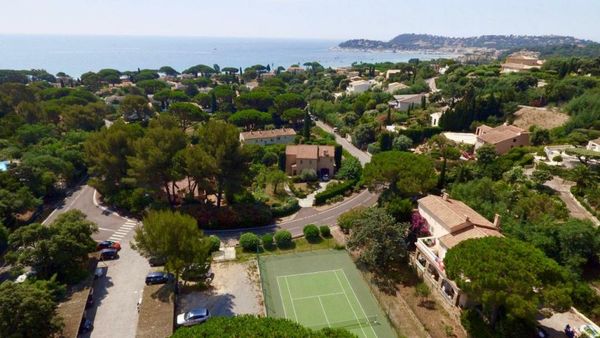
[442,192,449,201]
[493,214,501,228]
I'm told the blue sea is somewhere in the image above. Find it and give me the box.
[0,35,456,77]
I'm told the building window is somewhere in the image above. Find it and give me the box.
[513,138,516,142]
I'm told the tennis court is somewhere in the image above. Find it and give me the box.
[259,250,396,338]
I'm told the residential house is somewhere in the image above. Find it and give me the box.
[412,194,502,308]
[501,51,545,73]
[586,137,600,152]
[388,94,426,111]
[474,124,530,155]
[385,69,401,80]
[239,128,297,146]
[430,112,443,127]
[286,66,305,74]
[285,145,335,177]
[346,80,371,94]
[442,132,477,146]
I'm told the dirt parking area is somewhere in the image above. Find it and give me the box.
[178,260,264,317]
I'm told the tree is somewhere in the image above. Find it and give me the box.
[393,135,413,151]
[568,164,597,194]
[530,127,550,146]
[428,134,454,189]
[127,115,187,206]
[171,315,354,338]
[274,93,305,117]
[228,109,272,130]
[61,102,107,131]
[336,156,362,181]
[159,66,179,76]
[363,151,436,197]
[346,208,408,272]
[302,110,311,139]
[133,210,211,283]
[379,131,393,151]
[281,108,304,125]
[168,102,208,130]
[476,144,498,166]
[195,121,249,207]
[136,79,168,95]
[84,120,143,195]
[0,282,63,338]
[120,95,153,121]
[337,206,367,233]
[234,91,274,112]
[266,169,287,195]
[303,224,320,242]
[445,237,573,328]
[352,123,376,149]
[6,210,98,284]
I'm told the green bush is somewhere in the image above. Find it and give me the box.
[208,235,221,253]
[303,224,320,242]
[271,198,300,217]
[319,225,331,238]
[239,232,260,251]
[274,230,292,248]
[262,233,274,248]
[314,180,356,205]
[300,169,318,182]
[552,155,563,162]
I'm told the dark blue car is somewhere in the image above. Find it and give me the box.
[145,272,174,285]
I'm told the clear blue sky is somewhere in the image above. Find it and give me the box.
[2,0,600,42]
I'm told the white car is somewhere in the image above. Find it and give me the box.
[177,308,210,327]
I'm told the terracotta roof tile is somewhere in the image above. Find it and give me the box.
[240,128,296,140]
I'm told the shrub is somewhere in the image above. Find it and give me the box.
[300,168,318,182]
[314,180,356,205]
[239,232,260,251]
[303,224,320,242]
[274,230,292,248]
[271,198,300,217]
[208,235,221,253]
[552,155,563,162]
[261,233,274,248]
[319,225,331,238]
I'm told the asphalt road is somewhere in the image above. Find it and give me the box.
[316,120,371,166]
[42,185,147,338]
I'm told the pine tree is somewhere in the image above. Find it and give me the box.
[302,111,311,140]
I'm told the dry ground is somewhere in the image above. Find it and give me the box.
[512,106,569,130]
[178,261,264,318]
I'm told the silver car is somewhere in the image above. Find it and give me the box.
[176,308,210,327]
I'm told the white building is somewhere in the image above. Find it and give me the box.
[442,132,477,146]
[430,112,443,127]
[385,69,401,79]
[239,128,297,146]
[345,80,371,95]
[412,194,502,308]
[587,137,600,152]
[543,145,580,168]
[388,94,426,111]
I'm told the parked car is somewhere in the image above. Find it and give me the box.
[86,288,94,308]
[94,267,106,279]
[145,272,174,285]
[79,317,93,334]
[96,240,121,251]
[176,307,210,327]
[321,173,330,182]
[148,256,166,267]
[99,248,118,260]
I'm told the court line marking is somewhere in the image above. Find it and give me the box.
[317,296,331,327]
[292,291,346,301]
[275,276,289,319]
[338,269,378,338]
[283,276,299,322]
[278,269,339,279]
[334,270,368,338]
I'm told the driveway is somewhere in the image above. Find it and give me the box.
[178,261,264,317]
[42,184,148,338]
[316,121,371,166]
[544,177,600,225]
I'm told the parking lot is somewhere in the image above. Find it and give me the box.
[178,261,264,318]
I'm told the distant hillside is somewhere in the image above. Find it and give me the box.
[339,34,597,51]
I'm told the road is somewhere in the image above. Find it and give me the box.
[316,120,371,166]
[426,77,439,93]
[43,184,149,338]
[544,177,600,226]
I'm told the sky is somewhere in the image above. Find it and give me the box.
[2,0,600,42]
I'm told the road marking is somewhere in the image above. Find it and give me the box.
[338,270,377,338]
[334,270,368,338]
[120,224,136,229]
[98,227,114,232]
[276,276,289,319]
[284,276,299,322]
[109,234,125,239]
[317,296,331,327]
[113,231,129,236]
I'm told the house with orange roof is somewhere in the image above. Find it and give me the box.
[285,145,335,177]
[411,193,502,308]
[239,128,296,146]
[475,124,530,155]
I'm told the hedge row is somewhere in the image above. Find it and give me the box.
[271,198,300,218]
[314,180,356,205]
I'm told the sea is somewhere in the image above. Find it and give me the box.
[0,35,457,78]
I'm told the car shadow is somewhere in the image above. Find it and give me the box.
[178,287,236,318]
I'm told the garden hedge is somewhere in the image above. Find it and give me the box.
[314,180,356,205]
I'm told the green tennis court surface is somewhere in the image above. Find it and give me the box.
[259,250,397,338]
